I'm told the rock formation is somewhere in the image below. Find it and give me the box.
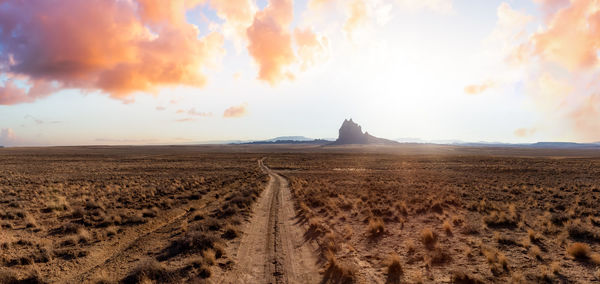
[331,119,398,145]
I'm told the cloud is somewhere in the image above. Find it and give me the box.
[176,118,196,122]
[294,28,330,70]
[344,0,368,35]
[464,81,495,95]
[246,0,296,85]
[476,1,600,141]
[395,0,453,14]
[188,108,213,117]
[209,0,256,49]
[0,0,224,104]
[223,103,248,118]
[0,128,17,145]
[533,0,570,21]
[569,93,600,141]
[530,0,600,71]
[514,127,537,138]
[0,79,57,105]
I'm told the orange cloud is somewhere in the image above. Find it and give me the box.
[188,108,213,117]
[344,0,368,35]
[531,0,600,71]
[569,94,600,141]
[210,0,256,47]
[464,81,495,95]
[0,0,224,104]
[495,1,600,141]
[0,79,57,105]
[246,0,296,85]
[294,28,329,70]
[514,127,537,138]
[223,103,248,118]
[533,0,570,20]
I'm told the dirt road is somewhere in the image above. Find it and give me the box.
[214,159,320,284]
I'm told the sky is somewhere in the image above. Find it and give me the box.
[0,0,599,146]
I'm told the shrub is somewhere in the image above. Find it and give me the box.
[386,253,403,283]
[367,218,384,237]
[484,207,519,228]
[427,246,452,266]
[451,271,485,284]
[161,231,217,260]
[567,242,591,260]
[221,226,238,240]
[121,260,175,284]
[203,249,216,265]
[322,251,356,284]
[567,220,600,242]
[421,228,436,249]
[443,220,452,235]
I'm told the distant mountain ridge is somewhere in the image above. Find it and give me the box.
[392,139,600,149]
[330,119,399,145]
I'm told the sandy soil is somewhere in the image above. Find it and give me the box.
[213,159,320,284]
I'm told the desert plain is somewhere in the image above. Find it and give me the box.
[0,145,599,283]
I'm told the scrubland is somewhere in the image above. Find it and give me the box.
[2,145,600,283]
[267,152,600,283]
[0,147,267,283]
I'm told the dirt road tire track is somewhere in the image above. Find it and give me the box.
[65,200,210,283]
[214,159,320,284]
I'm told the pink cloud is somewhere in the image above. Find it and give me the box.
[246,0,296,85]
[223,103,248,118]
[0,0,224,104]
[464,81,495,95]
[188,108,213,117]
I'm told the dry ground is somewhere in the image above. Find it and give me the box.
[0,146,268,283]
[1,145,600,283]
[267,151,600,283]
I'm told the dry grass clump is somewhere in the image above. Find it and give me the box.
[483,204,519,228]
[481,246,509,275]
[24,214,38,229]
[451,270,485,284]
[443,220,452,235]
[493,232,519,247]
[385,253,403,284]
[394,201,408,216]
[461,219,481,235]
[161,231,219,260]
[44,196,70,212]
[421,228,436,249]
[367,218,385,237]
[202,248,216,265]
[306,217,327,239]
[121,259,175,284]
[322,251,356,284]
[426,246,452,266]
[529,245,542,260]
[0,268,44,284]
[567,242,600,264]
[221,225,238,240]
[566,220,600,242]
